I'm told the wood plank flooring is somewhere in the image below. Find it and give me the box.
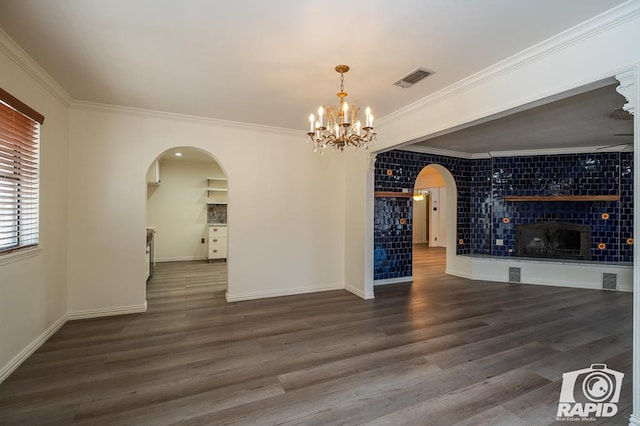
[0,246,633,425]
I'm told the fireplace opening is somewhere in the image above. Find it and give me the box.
[515,222,591,260]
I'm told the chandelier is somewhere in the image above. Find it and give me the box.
[307,65,376,153]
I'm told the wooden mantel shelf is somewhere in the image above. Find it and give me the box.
[503,195,620,202]
[374,191,413,198]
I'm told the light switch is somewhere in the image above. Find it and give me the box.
[496,239,504,246]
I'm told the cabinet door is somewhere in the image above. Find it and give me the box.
[208,226,228,237]
[209,236,228,259]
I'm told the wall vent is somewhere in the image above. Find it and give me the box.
[508,267,521,283]
[393,68,433,88]
[602,273,617,291]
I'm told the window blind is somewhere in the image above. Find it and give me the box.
[0,90,41,254]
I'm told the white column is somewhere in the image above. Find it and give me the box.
[617,69,639,426]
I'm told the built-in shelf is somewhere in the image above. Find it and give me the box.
[503,195,620,202]
[207,177,228,199]
[374,191,413,198]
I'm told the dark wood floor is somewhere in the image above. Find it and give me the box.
[0,246,633,425]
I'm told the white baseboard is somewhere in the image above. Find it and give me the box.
[0,314,67,384]
[446,268,473,280]
[226,284,344,302]
[374,276,413,286]
[450,256,633,292]
[67,301,148,320]
[1,301,148,384]
[345,284,375,300]
[155,256,208,263]
[629,414,640,426]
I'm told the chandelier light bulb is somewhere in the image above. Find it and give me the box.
[309,113,315,132]
[365,106,372,128]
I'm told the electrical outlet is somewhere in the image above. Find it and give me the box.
[201,238,205,243]
[496,239,504,246]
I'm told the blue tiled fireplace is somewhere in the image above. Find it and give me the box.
[374,150,633,281]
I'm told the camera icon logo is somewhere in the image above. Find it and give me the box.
[557,363,624,419]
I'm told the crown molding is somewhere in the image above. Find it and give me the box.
[70,100,301,136]
[616,70,636,115]
[397,144,632,160]
[0,28,72,107]
[378,1,640,127]
[397,144,476,159]
[487,144,632,157]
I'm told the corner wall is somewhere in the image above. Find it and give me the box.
[67,104,347,310]
[0,32,70,381]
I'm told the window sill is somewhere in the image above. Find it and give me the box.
[0,246,43,267]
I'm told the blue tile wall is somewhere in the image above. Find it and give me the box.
[470,158,492,254]
[374,150,634,281]
[374,150,472,281]
[488,152,633,263]
[620,151,634,263]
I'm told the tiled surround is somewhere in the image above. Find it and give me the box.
[374,150,633,281]
[491,152,633,263]
[374,151,472,280]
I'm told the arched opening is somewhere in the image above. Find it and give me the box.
[412,164,458,279]
[144,146,229,300]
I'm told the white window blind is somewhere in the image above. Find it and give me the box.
[0,88,43,254]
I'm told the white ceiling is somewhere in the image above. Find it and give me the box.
[0,0,632,152]
[409,81,634,154]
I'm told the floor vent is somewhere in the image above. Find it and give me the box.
[602,273,617,291]
[508,267,521,283]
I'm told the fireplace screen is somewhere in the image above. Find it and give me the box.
[515,222,591,260]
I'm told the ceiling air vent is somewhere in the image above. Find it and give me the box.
[394,67,433,88]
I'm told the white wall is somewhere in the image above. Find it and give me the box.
[413,167,447,245]
[413,167,447,244]
[415,168,445,188]
[344,152,374,299]
[412,197,427,243]
[146,159,222,262]
[0,31,70,380]
[428,187,447,248]
[67,104,347,308]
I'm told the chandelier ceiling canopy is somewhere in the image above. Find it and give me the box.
[307,65,376,153]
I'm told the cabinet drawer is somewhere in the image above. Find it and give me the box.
[208,226,227,237]
[209,236,227,259]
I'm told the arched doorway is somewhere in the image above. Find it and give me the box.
[412,164,457,278]
[144,146,229,297]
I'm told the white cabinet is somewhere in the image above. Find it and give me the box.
[146,160,161,185]
[208,225,227,260]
